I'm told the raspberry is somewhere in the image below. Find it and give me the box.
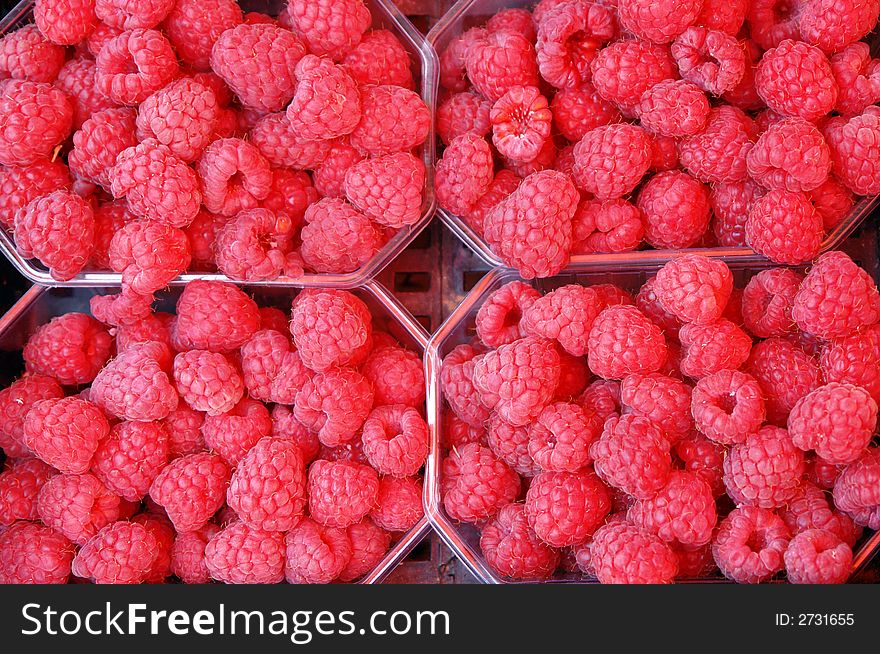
[755,39,838,123]
[23,313,112,386]
[291,289,372,372]
[504,136,557,178]
[528,470,611,549]
[821,324,880,403]
[573,123,652,200]
[442,443,520,524]
[361,406,428,478]
[294,369,373,447]
[197,137,272,217]
[746,337,822,425]
[90,342,177,422]
[272,407,320,464]
[553,348,589,399]
[210,24,306,112]
[171,523,219,584]
[172,350,242,416]
[629,471,717,546]
[215,208,295,281]
[591,415,672,498]
[792,251,880,339]
[306,142,359,200]
[0,521,73,584]
[712,506,790,583]
[634,277,683,338]
[709,180,764,247]
[95,0,173,29]
[798,0,880,55]
[337,518,390,581]
[202,398,271,466]
[788,383,876,465]
[56,58,116,130]
[748,118,831,192]
[481,502,559,580]
[519,285,595,355]
[306,459,377,529]
[173,280,260,353]
[618,0,700,43]
[535,0,615,89]
[674,433,725,497]
[443,412,485,451]
[695,0,748,34]
[162,406,204,459]
[349,85,431,156]
[741,268,801,338]
[620,373,693,445]
[679,319,751,379]
[551,84,620,142]
[0,375,63,458]
[249,112,332,170]
[359,348,425,412]
[136,79,219,163]
[831,43,880,116]
[0,24,66,84]
[579,380,621,423]
[204,521,285,584]
[0,159,70,228]
[590,40,676,110]
[439,26,486,92]
[242,332,312,405]
[287,55,360,142]
[779,482,860,544]
[809,177,854,231]
[723,425,805,509]
[806,454,845,490]
[465,169,521,236]
[163,0,242,70]
[22,397,106,475]
[572,198,645,255]
[672,27,745,95]
[36,472,118,545]
[653,255,732,326]
[106,220,190,294]
[261,168,318,227]
[72,520,157,584]
[440,345,492,429]
[527,402,601,473]
[833,448,880,529]
[284,518,351,584]
[437,92,491,148]
[130,512,173,583]
[436,134,494,218]
[286,0,369,59]
[745,190,824,265]
[826,111,880,195]
[88,200,132,269]
[637,80,709,138]
[299,198,381,274]
[344,152,425,228]
[745,0,798,50]
[784,528,852,584]
[484,170,579,279]
[95,28,178,105]
[490,86,552,164]
[638,170,712,249]
[487,414,541,477]
[35,0,98,46]
[0,458,55,525]
[591,521,678,584]
[340,29,413,89]
[691,370,765,445]
[90,420,168,502]
[681,106,756,186]
[370,475,423,532]
[465,30,539,103]
[69,107,137,191]
[587,305,667,381]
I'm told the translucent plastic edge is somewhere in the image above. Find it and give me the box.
[0,0,440,289]
[0,281,433,585]
[424,267,880,584]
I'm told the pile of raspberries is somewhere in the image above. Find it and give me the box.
[440,252,880,583]
[0,283,429,584]
[435,0,880,278]
[0,0,430,287]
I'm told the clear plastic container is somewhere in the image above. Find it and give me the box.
[0,280,432,584]
[424,265,880,583]
[426,0,880,269]
[0,0,439,289]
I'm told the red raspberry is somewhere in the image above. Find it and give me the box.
[695,0,748,34]
[171,523,219,584]
[527,401,601,473]
[653,255,732,326]
[629,471,717,546]
[779,482,861,545]
[741,268,801,338]
[745,189,823,265]
[439,26,487,92]
[691,370,765,445]
[361,406,428,478]
[591,415,672,498]
[591,520,678,584]
[294,369,373,447]
[344,152,425,228]
[299,198,381,274]
[673,542,717,578]
[130,512,173,583]
[784,528,851,584]
[163,0,242,70]
[286,0,369,60]
[23,397,107,474]
[551,84,620,142]
[587,305,667,380]
[826,111,880,195]
[349,85,431,156]
[486,413,540,478]
[442,443,520,524]
[793,251,880,339]
[341,29,413,89]
[210,24,306,112]
[527,470,611,548]
[724,425,804,508]
[520,285,598,355]
[91,421,169,502]
[833,447,880,529]
[437,91,491,146]
[95,28,178,105]
[675,433,725,497]
[35,0,98,46]
[310,139,362,198]
[745,0,799,50]
[290,289,372,372]
[821,324,880,403]
[0,159,70,228]
[788,383,876,465]
[307,459,378,529]
[90,291,155,332]
[55,57,117,130]
[69,107,137,191]
[436,133,494,218]
[0,521,73,584]
[249,112,331,170]
[637,80,709,137]
[287,55,360,142]
[579,380,621,423]
[634,277,683,337]
[197,137,272,216]
[204,521,285,584]
[0,375,63,458]
[553,349,590,400]
[261,168,318,227]
[202,398,271,466]
[504,136,557,178]
[465,169,521,236]
[72,520,157,584]
[370,475,423,532]
[443,412,485,451]
[258,307,288,333]
[748,118,831,192]
[361,347,425,409]
[671,27,745,95]
[590,39,676,110]
[90,342,177,422]
[746,337,822,425]
[484,170,579,279]
[465,30,539,103]
[831,43,880,116]
[86,21,123,55]
[284,517,351,584]
[809,177,854,231]
[90,200,133,269]
[106,220,190,294]
[95,0,173,29]
[173,280,260,353]
[755,39,837,122]
[679,319,751,379]
[0,24,66,83]
[136,78,219,163]
[712,506,790,583]
[618,0,701,43]
[535,0,615,89]
[0,458,55,525]
[481,502,560,580]
[23,313,111,386]
[573,123,652,200]
[678,105,756,184]
[572,198,644,255]
[798,0,880,55]
[243,333,312,406]
[490,86,551,164]
[709,179,764,247]
[172,350,243,416]
[620,373,693,445]
[214,208,295,281]
[639,171,710,249]
[36,472,118,545]
[440,345,492,429]
[162,406,205,459]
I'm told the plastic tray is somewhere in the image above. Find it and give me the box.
[426,0,880,270]
[0,280,432,584]
[424,264,880,583]
[0,0,439,289]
